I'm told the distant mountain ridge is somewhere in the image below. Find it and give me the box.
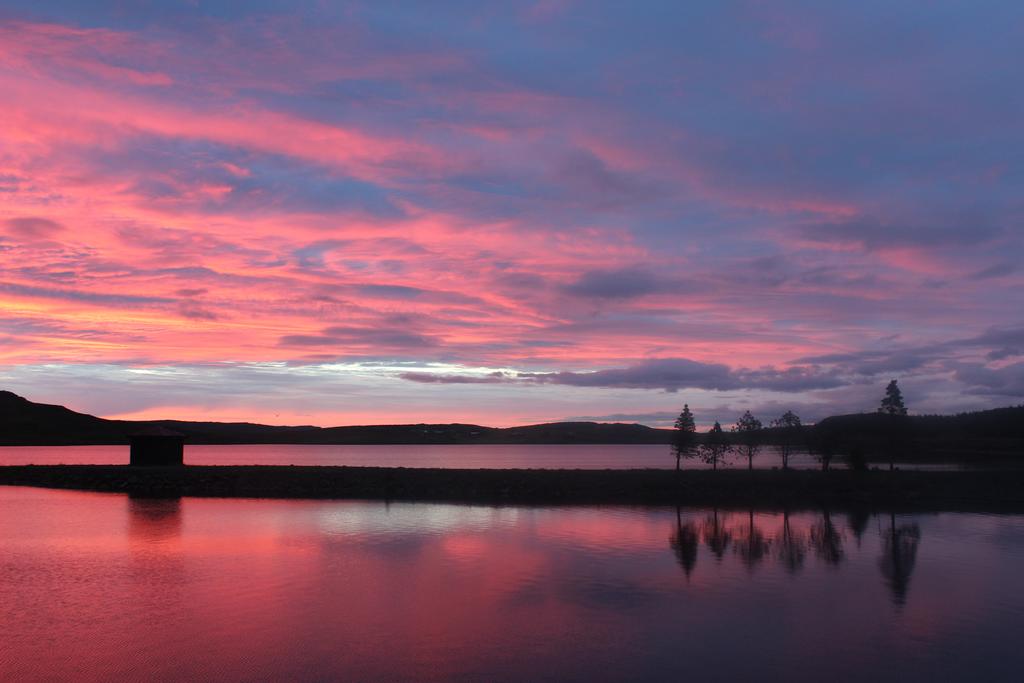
[0,391,674,445]
[2,390,1022,450]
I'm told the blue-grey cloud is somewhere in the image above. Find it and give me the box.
[970,262,1018,280]
[526,358,843,392]
[0,281,171,306]
[4,217,65,239]
[953,362,1024,398]
[800,217,1004,251]
[561,267,704,300]
[280,325,439,350]
[402,358,845,393]
[399,371,511,384]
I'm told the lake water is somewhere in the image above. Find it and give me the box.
[0,444,958,470]
[2,486,1023,681]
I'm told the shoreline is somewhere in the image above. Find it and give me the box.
[3,465,1024,511]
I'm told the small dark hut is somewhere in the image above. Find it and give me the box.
[129,426,186,466]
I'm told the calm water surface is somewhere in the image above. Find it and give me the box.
[2,486,1023,681]
[0,444,960,470]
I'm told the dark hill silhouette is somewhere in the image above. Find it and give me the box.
[0,391,672,446]
[814,407,1024,459]
[815,408,1024,440]
[0,390,121,444]
[2,390,1022,456]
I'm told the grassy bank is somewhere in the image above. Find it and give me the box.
[3,465,1024,511]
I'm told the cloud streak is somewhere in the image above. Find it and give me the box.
[400,358,845,393]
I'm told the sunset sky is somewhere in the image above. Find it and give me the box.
[1,1,1022,427]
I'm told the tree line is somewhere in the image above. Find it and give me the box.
[672,379,910,471]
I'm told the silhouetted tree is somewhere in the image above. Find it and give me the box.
[878,379,907,416]
[699,421,729,470]
[731,411,763,470]
[846,442,869,472]
[771,411,803,470]
[669,506,699,578]
[877,380,911,471]
[809,509,844,566]
[776,508,806,573]
[735,509,770,570]
[808,429,839,471]
[880,512,921,607]
[701,508,732,560]
[672,404,697,471]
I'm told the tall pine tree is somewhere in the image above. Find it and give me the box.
[878,379,907,416]
[673,404,697,470]
[878,379,910,470]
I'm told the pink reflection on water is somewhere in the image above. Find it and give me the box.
[2,487,1024,681]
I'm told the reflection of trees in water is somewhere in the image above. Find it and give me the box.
[701,508,732,560]
[809,510,844,566]
[776,508,806,573]
[665,509,924,606]
[735,509,771,570]
[846,508,870,548]
[880,512,921,607]
[669,507,700,578]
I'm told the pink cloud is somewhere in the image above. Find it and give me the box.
[0,10,1019,424]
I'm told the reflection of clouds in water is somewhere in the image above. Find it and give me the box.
[557,576,665,610]
[321,532,431,560]
[116,497,928,623]
[6,486,1021,683]
[315,502,521,537]
[929,512,1024,547]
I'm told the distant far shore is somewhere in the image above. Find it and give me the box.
[3,465,1024,512]
[3,391,1024,467]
